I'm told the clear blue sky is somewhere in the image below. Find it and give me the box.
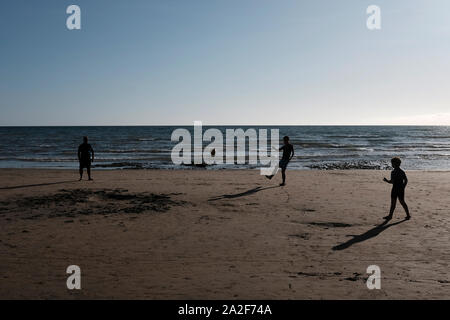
[1,0,450,125]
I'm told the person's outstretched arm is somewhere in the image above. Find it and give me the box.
[289,147,294,160]
[403,174,408,188]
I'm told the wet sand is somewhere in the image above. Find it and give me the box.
[0,168,449,299]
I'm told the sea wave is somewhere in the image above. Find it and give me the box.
[1,126,450,170]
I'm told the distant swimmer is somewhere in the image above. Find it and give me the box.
[266,136,294,186]
[78,136,94,181]
[383,157,410,220]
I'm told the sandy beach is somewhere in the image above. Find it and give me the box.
[1,168,449,299]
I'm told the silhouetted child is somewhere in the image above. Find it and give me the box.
[266,136,294,186]
[383,157,410,220]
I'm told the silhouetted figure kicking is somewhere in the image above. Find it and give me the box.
[78,136,94,181]
[266,136,294,186]
[383,157,410,220]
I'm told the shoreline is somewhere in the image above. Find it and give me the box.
[2,167,450,172]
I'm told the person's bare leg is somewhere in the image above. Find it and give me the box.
[79,168,83,181]
[280,168,286,186]
[384,196,396,220]
[87,167,92,181]
[265,164,279,180]
[399,197,410,219]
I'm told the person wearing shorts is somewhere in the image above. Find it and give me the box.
[383,157,410,220]
[78,136,94,181]
[278,136,294,186]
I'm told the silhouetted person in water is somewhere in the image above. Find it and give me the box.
[266,136,294,186]
[78,136,94,181]
[383,157,410,220]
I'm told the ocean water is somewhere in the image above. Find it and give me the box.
[0,126,449,170]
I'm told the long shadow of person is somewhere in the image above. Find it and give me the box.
[0,180,76,190]
[332,218,408,251]
[208,185,279,201]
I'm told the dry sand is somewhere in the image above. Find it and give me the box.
[0,168,449,299]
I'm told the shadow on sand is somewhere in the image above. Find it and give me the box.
[0,181,76,190]
[209,185,279,201]
[332,218,408,251]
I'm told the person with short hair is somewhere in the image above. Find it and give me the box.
[383,157,410,220]
[78,136,94,181]
[266,136,294,186]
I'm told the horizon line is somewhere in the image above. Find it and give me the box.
[0,124,450,127]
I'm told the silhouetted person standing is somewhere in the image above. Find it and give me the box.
[78,136,94,181]
[383,157,410,220]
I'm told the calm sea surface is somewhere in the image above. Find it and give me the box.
[0,126,449,170]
